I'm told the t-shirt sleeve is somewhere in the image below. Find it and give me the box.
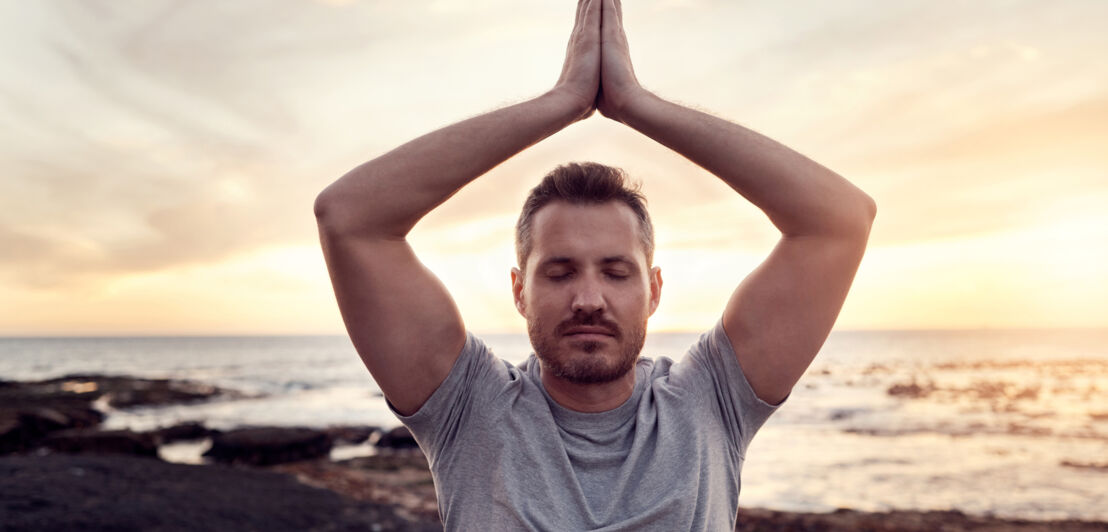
[388,331,515,459]
[671,320,786,458]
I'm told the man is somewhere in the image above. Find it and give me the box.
[315,0,875,529]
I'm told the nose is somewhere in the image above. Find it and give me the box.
[570,276,606,314]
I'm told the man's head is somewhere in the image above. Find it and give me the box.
[515,162,654,269]
[512,162,662,386]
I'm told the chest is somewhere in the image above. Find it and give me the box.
[434,388,741,529]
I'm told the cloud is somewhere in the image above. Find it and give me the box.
[847,96,1108,245]
[1,2,356,289]
[0,158,318,290]
[3,1,1108,332]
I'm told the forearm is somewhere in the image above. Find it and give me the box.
[315,89,589,239]
[616,91,875,237]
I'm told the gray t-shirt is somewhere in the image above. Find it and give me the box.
[394,321,784,531]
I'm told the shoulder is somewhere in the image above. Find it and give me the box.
[649,322,786,412]
[653,323,732,380]
[395,332,523,426]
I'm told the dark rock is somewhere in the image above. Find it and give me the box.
[735,507,1108,531]
[375,426,418,449]
[0,405,105,454]
[0,454,438,531]
[325,425,378,445]
[0,374,234,455]
[36,374,223,408]
[153,421,212,444]
[887,379,935,398]
[203,427,333,466]
[41,429,158,457]
[0,374,227,411]
[1060,460,1108,472]
[103,379,222,408]
[340,452,429,472]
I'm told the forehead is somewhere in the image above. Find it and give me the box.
[527,201,647,267]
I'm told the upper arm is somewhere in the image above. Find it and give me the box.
[721,222,873,405]
[317,228,465,416]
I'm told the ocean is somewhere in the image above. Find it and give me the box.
[2,328,1106,522]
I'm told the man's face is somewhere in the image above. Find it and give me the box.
[512,201,662,385]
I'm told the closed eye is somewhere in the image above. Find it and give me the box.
[547,271,574,281]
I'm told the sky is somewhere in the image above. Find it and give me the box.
[1,0,1106,335]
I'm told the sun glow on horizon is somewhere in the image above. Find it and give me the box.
[2,2,1106,335]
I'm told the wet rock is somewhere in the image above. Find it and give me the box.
[1006,422,1051,437]
[41,429,158,457]
[152,422,213,444]
[860,363,890,376]
[0,374,234,455]
[341,452,429,472]
[375,426,418,450]
[1060,460,1108,472]
[735,507,1108,531]
[54,375,223,408]
[203,427,333,466]
[829,408,862,421]
[325,425,379,445]
[887,379,935,398]
[1,374,227,410]
[272,454,439,524]
[0,454,437,531]
[0,406,105,454]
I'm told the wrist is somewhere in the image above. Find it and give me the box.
[544,86,597,123]
[600,86,656,125]
[610,88,660,126]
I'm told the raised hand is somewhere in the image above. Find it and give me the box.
[597,0,646,121]
[553,0,602,121]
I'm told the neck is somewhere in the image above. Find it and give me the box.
[539,365,637,413]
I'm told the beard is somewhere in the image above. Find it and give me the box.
[528,310,646,385]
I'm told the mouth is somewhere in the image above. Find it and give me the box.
[563,326,617,340]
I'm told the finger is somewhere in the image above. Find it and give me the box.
[582,0,601,33]
[574,0,587,30]
[601,0,624,38]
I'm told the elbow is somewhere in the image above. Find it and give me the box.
[850,193,877,238]
[834,193,877,239]
[313,186,341,232]
[314,180,404,240]
[314,183,361,237]
[861,193,877,224]
[313,189,329,222]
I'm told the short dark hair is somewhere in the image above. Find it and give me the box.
[515,162,654,269]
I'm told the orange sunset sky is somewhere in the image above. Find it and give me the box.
[1,1,1106,335]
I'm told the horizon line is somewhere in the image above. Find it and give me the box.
[2,325,1107,339]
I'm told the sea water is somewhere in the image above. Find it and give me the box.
[1,328,1105,521]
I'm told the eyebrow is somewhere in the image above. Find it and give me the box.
[539,257,574,267]
[539,256,637,267]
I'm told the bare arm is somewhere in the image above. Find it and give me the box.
[315,0,603,415]
[598,0,876,405]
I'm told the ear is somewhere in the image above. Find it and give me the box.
[648,266,663,316]
[511,267,527,317]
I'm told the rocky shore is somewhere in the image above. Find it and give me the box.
[2,374,1106,531]
[0,453,436,531]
